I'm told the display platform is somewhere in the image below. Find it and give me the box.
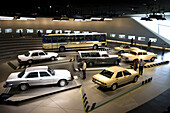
[129,61,169,69]
[81,76,153,112]
[7,56,72,70]
[1,78,81,103]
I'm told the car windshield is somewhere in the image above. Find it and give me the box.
[130,51,137,55]
[100,70,114,78]
[48,67,55,75]
[24,52,30,57]
[18,70,25,78]
[123,45,130,48]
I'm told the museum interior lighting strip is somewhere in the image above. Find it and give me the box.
[16,17,36,20]
[0,16,14,20]
[107,40,170,50]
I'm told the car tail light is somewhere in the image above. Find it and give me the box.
[92,77,96,81]
[68,77,71,80]
[101,82,107,85]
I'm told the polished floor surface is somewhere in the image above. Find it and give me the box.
[0,48,169,113]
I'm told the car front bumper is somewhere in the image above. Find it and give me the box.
[3,83,14,88]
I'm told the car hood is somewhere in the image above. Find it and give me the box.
[114,47,121,50]
[18,54,26,59]
[93,74,111,83]
[7,72,20,80]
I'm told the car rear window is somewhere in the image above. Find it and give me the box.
[123,70,131,76]
[48,67,55,75]
[100,70,114,78]
[24,52,30,57]
[18,70,25,78]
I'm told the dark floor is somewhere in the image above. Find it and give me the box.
[127,88,170,113]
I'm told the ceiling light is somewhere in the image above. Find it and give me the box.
[104,18,112,21]
[0,16,14,20]
[84,19,91,21]
[74,19,84,21]
[17,17,36,20]
[91,17,102,21]
[52,17,60,21]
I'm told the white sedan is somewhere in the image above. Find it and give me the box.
[4,66,73,91]
[18,50,58,64]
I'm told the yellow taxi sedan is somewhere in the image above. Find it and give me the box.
[92,66,139,90]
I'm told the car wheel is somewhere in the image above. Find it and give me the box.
[150,57,155,62]
[88,62,94,67]
[59,46,65,52]
[93,45,98,50]
[27,60,33,64]
[58,79,67,87]
[19,84,29,91]
[119,50,124,54]
[111,83,117,91]
[133,76,139,83]
[50,57,55,61]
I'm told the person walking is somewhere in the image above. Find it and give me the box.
[147,40,151,50]
[133,59,138,71]
[162,44,166,56]
[139,59,146,75]
[82,60,87,79]
[131,38,133,46]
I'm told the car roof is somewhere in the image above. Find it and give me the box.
[25,66,48,72]
[105,66,125,72]
[28,50,44,53]
[78,51,107,54]
[131,49,147,53]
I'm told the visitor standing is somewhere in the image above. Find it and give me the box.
[147,40,151,50]
[139,59,146,75]
[131,38,133,46]
[82,60,87,79]
[133,59,138,71]
[162,44,166,56]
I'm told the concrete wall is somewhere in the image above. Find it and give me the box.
[0,17,169,47]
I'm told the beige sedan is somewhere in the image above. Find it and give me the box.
[92,66,139,90]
